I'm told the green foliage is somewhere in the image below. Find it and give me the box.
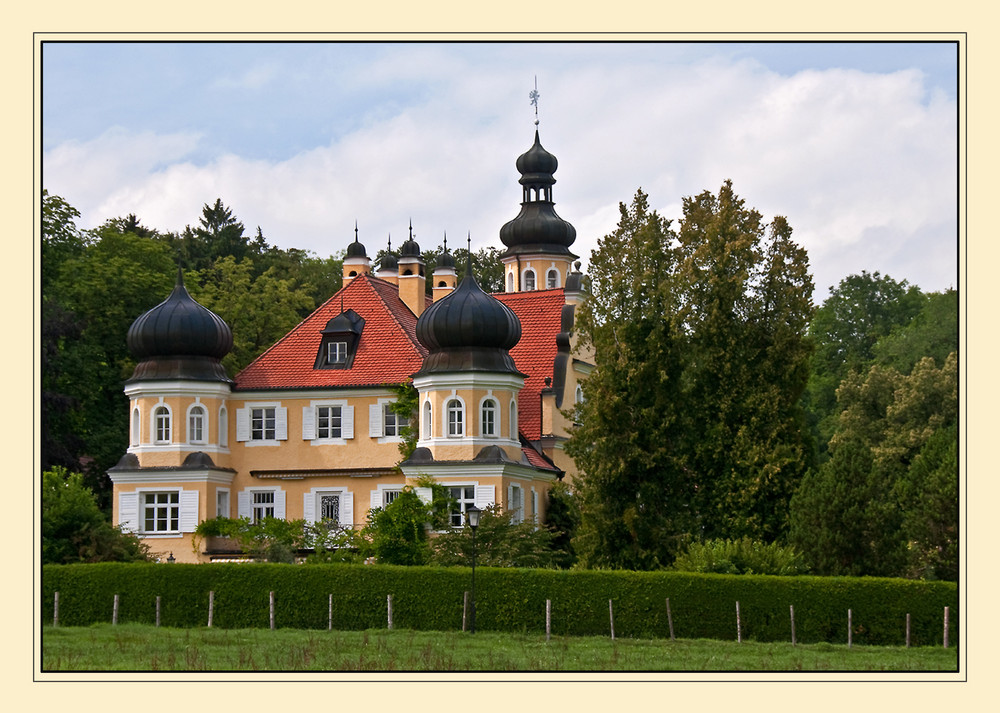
[671,538,809,576]
[430,505,564,568]
[568,183,814,568]
[360,489,433,566]
[384,380,419,459]
[544,482,580,568]
[873,289,958,374]
[42,467,150,564]
[193,516,310,563]
[789,354,958,579]
[42,563,957,647]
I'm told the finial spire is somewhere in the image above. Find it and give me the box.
[355,221,359,243]
[529,76,540,127]
[443,231,448,253]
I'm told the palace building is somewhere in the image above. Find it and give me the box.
[109,127,593,562]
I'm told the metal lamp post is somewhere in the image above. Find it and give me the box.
[466,504,481,634]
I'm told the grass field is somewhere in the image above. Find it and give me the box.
[41,624,959,672]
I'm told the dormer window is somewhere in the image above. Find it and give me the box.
[327,341,348,365]
[314,309,364,370]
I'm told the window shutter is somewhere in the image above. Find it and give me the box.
[275,407,288,441]
[475,485,495,509]
[303,491,315,523]
[369,404,383,437]
[341,492,354,528]
[342,406,355,439]
[236,408,250,442]
[507,484,513,514]
[302,406,316,440]
[370,488,382,511]
[415,487,433,504]
[237,491,250,519]
[118,492,139,533]
[179,490,199,533]
[274,489,286,519]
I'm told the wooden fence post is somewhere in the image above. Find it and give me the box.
[546,599,552,642]
[156,596,161,628]
[387,594,394,630]
[113,594,119,625]
[848,609,853,648]
[736,601,742,643]
[608,599,615,641]
[269,591,275,630]
[208,591,214,628]
[790,605,796,646]
[666,598,675,641]
[906,613,911,648]
[944,606,950,649]
[462,591,469,632]
[328,594,333,631]
[53,592,59,628]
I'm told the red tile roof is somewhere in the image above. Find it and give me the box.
[234,275,429,390]
[496,288,566,441]
[233,277,569,445]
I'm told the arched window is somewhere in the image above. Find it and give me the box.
[523,269,536,291]
[153,405,171,444]
[219,406,229,447]
[131,408,140,447]
[188,405,206,444]
[507,272,515,293]
[447,398,464,437]
[547,268,559,289]
[423,400,433,439]
[481,398,498,437]
[576,384,584,404]
[509,399,518,439]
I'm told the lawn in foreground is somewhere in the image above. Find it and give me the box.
[42,624,958,672]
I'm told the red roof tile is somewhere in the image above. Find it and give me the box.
[234,275,429,390]
[496,289,566,441]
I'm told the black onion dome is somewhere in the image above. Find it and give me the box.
[345,237,368,258]
[437,249,456,269]
[414,272,523,376]
[499,130,577,257]
[126,269,233,382]
[515,130,559,185]
[399,236,422,258]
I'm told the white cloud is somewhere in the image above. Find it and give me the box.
[42,52,956,301]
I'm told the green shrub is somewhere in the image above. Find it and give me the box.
[671,538,809,576]
[42,563,957,647]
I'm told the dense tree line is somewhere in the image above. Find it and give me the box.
[564,185,957,580]
[40,186,958,580]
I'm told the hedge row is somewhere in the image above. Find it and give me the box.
[41,563,958,646]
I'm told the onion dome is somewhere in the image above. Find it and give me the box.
[414,264,523,376]
[126,268,233,383]
[379,235,399,272]
[437,235,456,270]
[499,130,577,258]
[346,237,368,258]
[400,236,422,258]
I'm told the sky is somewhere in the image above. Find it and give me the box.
[40,41,959,302]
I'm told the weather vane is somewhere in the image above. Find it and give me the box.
[529,76,540,126]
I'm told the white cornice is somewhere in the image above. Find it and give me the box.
[412,373,524,392]
[125,381,233,398]
[109,470,236,485]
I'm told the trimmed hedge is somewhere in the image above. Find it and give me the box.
[41,563,958,646]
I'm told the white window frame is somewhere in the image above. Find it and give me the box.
[119,487,199,537]
[370,483,406,512]
[152,403,172,445]
[480,396,499,438]
[237,403,287,445]
[423,400,433,439]
[216,488,230,519]
[506,271,515,293]
[370,399,408,442]
[131,407,140,447]
[219,405,229,447]
[508,483,524,524]
[237,487,286,522]
[447,484,496,528]
[546,268,559,289]
[304,401,354,444]
[445,396,466,438]
[523,268,536,291]
[327,341,348,365]
[304,486,354,529]
[187,402,207,445]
